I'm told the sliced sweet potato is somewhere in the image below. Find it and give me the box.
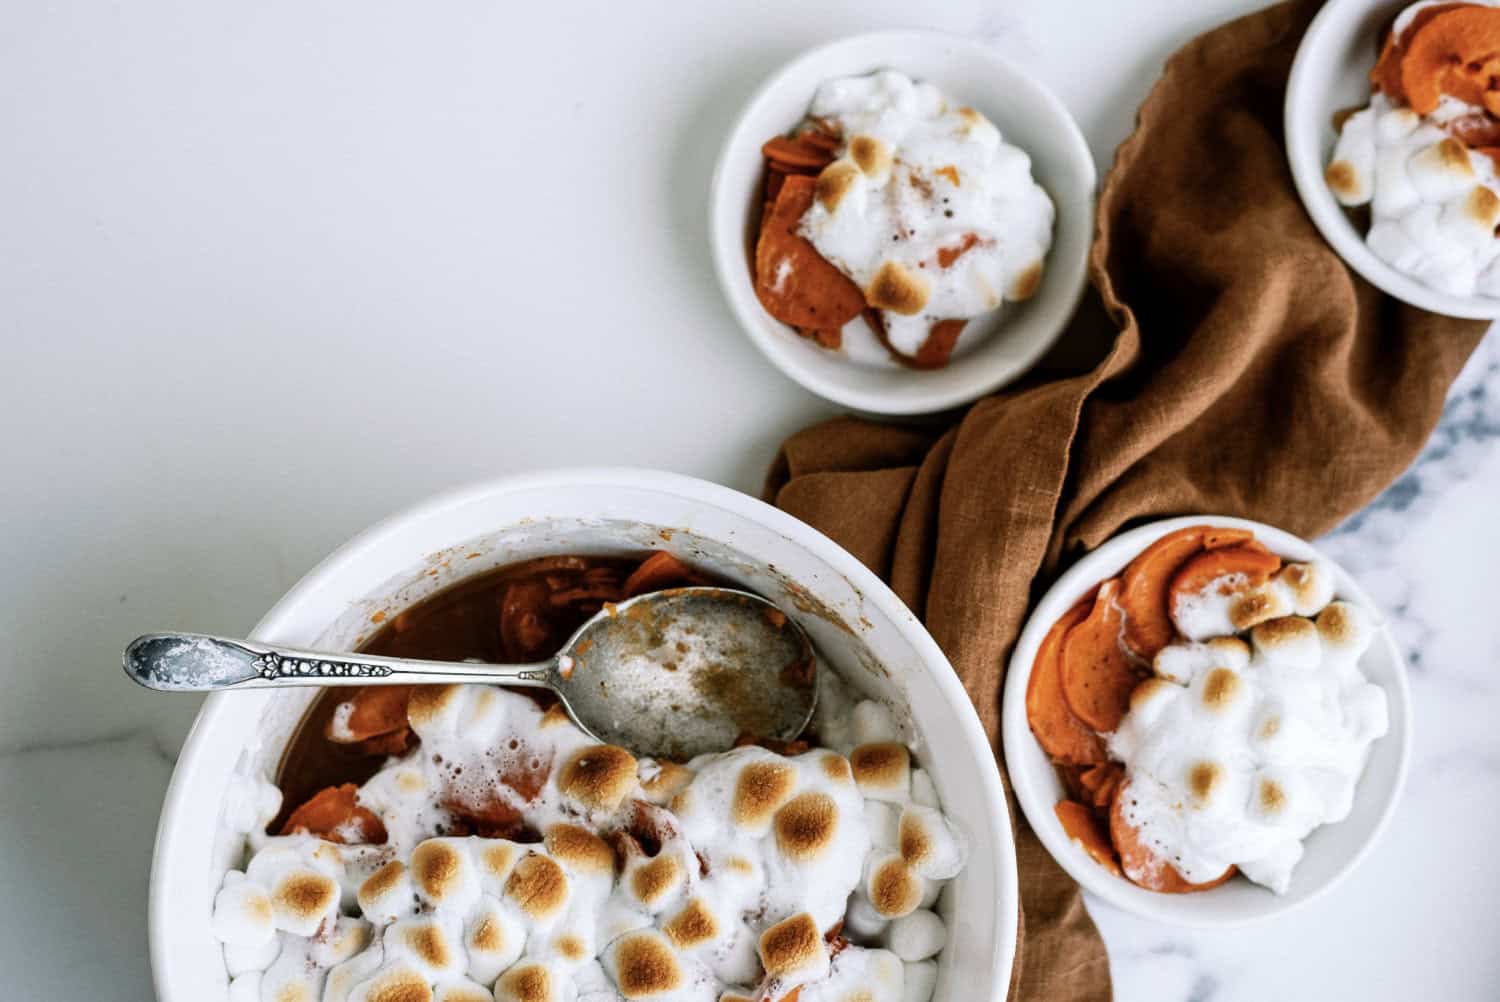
[753,174,867,331]
[1059,579,1142,733]
[1167,543,1281,612]
[1078,762,1125,810]
[1026,597,1107,764]
[1400,7,1500,114]
[1109,782,1234,893]
[1371,2,1468,101]
[281,783,388,844]
[910,319,965,370]
[621,551,708,597]
[1055,799,1120,876]
[1118,528,1206,658]
[1202,526,1253,550]
[762,135,837,171]
[327,685,414,744]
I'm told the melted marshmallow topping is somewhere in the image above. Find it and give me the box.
[212,689,967,1002]
[1110,594,1389,893]
[798,70,1055,357]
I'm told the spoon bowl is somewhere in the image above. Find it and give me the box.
[124,587,817,760]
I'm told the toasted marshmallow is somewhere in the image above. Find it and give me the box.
[212,876,275,946]
[411,838,481,913]
[850,743,910,802]
[758,912,829,982]
[1329,91,1500,298]
[434,979,496,1002]
[798,946,904,1002]
[605,930,685,999]
[558,745,638,814]
[866,856,923,919]
[638,760,694,806]
[774,792,841,862]
[506,853,572,926]
[544,824,616,878]
[1110,585,1389,893]
[465,896,525,984]
[347,964,433,1002]
[884,910,946,962]
[358,860,416,925]
[896,806,966,880]
[662,897,721,951]
[1250,617,1321,669]
[384,913,465,981]
[800,70,1054,358]
[1152,637,1250,686]
[475,840,523,896]
[732,760,798,832]
[315,917,375,968]
[494,962,559,1002]
[270,868,341,937]
[1317,601,1375,662]
[1271,562,1335,616]
[624,852,685,912]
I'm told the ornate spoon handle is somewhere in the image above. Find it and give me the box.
[123,633,553,692]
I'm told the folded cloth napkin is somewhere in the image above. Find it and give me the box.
[763,1,1487,998]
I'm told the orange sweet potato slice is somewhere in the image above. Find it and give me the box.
[1167,543,1281,613]
[1118,527,1205,658]
[1371,2,1468,101]
[1056,799,1121,876]
[900,319,965,370]
[327,685,414,744]
[1400,7,1500,114]
[1026,597,1107,764]
[1078,762,1125,810]
[1109,782,1234,893]
[281,783,388,844]
[1059,579,1142,733]
[762,135,836,171]
[621,551,708,597]
[754,175,867,331]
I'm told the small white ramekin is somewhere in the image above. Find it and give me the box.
[1000,515,1411,926]
[709,30,1097,414]
[1286,0,1500,318]
[150,468,1018,999]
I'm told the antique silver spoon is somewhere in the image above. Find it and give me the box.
[123,587,817,759]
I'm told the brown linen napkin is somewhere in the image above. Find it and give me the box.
[763,1,1488,998]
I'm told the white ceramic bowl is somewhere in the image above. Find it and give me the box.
[150,468,1018,999]
[1000,515,1411,926]
[709,30,1097,415]
[1286,0,1500,318]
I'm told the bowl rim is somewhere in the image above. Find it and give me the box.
[999,514,1412,927]
[707,28,1098,415]
[149,466,1019,997]
[1284,0,1500,319]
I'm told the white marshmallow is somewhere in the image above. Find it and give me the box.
[226,972,260,1002]
[896,806,966,880]
[465,895,526,984]
[224,933,281,978]
[850,700,900,746]
[844,891,890,939]
[211,876,275,947]
[901,960,938,1002]
[908,769,939,808]
[1329,90,1500,299]
[884,910,947,961]
[864,801,901,850]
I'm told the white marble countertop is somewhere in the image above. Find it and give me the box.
[2,0,1496,998]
